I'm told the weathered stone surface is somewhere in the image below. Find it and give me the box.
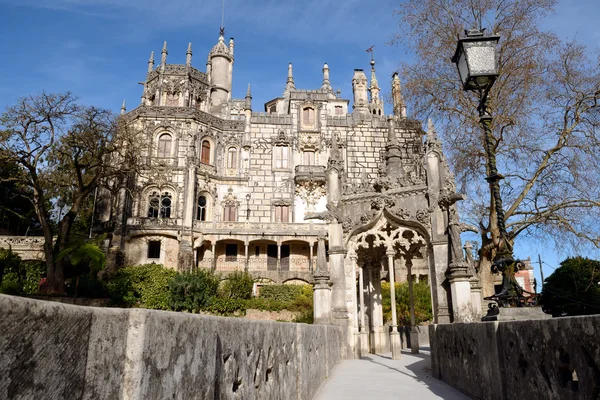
[0,295,344,400]
[430,315,600,400]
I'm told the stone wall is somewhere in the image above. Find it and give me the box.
[0,295,344,400]
[429,315,600,400]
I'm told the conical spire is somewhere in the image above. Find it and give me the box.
[148,51,155,74]
[229,37,234,57]
[285,62,295,92]
[120,99,126,115]
[321,62,332,91]
[161,41,168,67]
[186,42,192,66]
[369,58,383,115]
[391,72,407,118]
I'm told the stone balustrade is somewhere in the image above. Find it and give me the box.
[192,220,326,236]
[0,235,45,261]
[127,217,184,228]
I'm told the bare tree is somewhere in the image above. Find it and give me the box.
[0,92,145,293]
[393,0,600,295]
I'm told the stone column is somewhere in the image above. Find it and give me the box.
[407,258,419,354]
[277,242,281,271]
[211,243,217,270]
[358,262,369,357]
[244,242,249,271]
[309,242,314,273]
[387,249,401,359]
[313,237,332,324]
[178,149,196,272]
[348,251,361,358]
[368,263,385,354]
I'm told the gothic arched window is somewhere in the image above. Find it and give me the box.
[227,147,237,169]
[157,134,172,158]
[196,196,207,221]
[147,191,172,218]
[201,140,211,164]
[303,107,315,125]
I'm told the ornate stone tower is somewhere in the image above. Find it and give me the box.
[207,29,234,114]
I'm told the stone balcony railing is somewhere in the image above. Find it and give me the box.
[127,217,183,228]
[294,165,326,185]
[192,221,326,236]
[196,257,313,272]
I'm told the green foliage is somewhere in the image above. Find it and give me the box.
[168,269,220,312]
[219,271,254,300]
[259,284,311,303]
[0,249,45,295]
[382,281,433,325]
[204,297,248,315]
[57,239,106,274]
[108,263,176,310]
[541,257,600,317]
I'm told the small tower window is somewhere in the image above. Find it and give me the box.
[335,105,343,115]
[303,107,315,125]
[302,151,315,165]
[166,93,179,106]
[273,146,289,169]
[157,134,172,158]
[197,196,207,221]
[201,140,211,164]
[227,147,237,169]
[268,105,277,114]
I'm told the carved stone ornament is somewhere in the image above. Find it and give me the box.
[221,187,240,206]
[295,181,326,213]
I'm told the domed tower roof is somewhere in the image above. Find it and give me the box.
[208,28,234,61]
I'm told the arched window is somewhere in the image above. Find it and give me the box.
[201,140,211,164]
[227,147,237,169]
[147,191,172,218]
[157,134,172,158]
[196,196,207,221]
[302,151,315,165]
[303,107,315,125]
[223,204,237,222]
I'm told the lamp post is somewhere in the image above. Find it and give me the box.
[246,193,251,221]
[452,29,524,307]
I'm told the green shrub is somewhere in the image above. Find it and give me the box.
[168,269,220,312]
[0,272,22,295]
[108,263,176,310]
[259,284,309,303]
[20,261,45,295]
[219,271,254,300]
[204,297,248,315]
[0,250,45,295]
[382,281,432,325]
[66,273,108,298]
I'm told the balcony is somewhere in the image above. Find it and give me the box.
[196,257,314,272]
[294,165,326,185]
[127,217,182,228]
[192,220,326,236]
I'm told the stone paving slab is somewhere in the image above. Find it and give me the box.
[313,349,469,400]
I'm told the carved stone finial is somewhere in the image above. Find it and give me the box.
[161,41,168,67]
[244,83,252,111]
[391,72,406,118]
[322,62,332,92]
[186,42,192,66]
[285,62,295,92]
[120,99,126,115]
[148,51,155,73]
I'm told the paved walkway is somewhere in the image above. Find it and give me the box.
[313,349,469,400]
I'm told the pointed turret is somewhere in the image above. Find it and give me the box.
[160,41,168,69]
[208,29,234,111]
[391,72,407,118]
[120,99,126,115]
[321,63,332,92]
[244,84,252,111]
[285,62,295,93]
[229,37,234,57]
[186,42,192,66]
[148,51,155,74]
[369,59,383,116]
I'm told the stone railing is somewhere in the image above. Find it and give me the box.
[0,295,344,400]
[127,106,244,131]
[127,217,183,228]
[429,315,600,399]
[0,236,46,261]
[196,258,312,273]
[192,221,326,236]
[251,113,293,125]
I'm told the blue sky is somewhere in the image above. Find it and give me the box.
[1,0,599,285]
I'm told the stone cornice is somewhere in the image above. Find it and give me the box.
[127,106,244,132]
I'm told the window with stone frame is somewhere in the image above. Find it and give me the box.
[302,151,315,165]
[223,204,237,222]
[273,204,290,223]
[335,105,343,115]
[303,107,315,125]
[157,134,172,158]
[196,196,208,221]
[268,104,277,114]
[273,145,289,169]
[147,191,172,218]
[147,240,161,259]
[227,147,238,169]
[201,140,211,164]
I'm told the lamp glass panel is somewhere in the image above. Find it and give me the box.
[464,42,497,75]
[457,50,469,86]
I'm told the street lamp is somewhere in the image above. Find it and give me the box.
[452,29,525,308]
[246,194,251,221]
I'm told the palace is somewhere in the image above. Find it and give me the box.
[98,29,480,355]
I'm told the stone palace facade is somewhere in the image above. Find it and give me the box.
[99,29,480,355]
